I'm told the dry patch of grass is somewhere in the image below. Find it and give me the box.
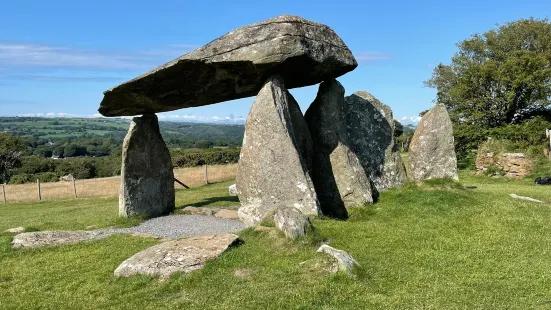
[1,164,237,203]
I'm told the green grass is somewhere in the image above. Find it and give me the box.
[1,174,551,309]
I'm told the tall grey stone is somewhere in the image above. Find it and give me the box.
[345,91,407,191]
[99,15,357,116]
[305,80,374,219]
[408,104,458,181]
[236,75,320,226]
[119,114,175,218]
[288,92,314,171]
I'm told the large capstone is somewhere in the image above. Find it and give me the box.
[345,91,407,191]
[305,80,374,218]
[99,15,357,116]
[236,75,320,226]
[408,104,458,181]
[119,114,175,218]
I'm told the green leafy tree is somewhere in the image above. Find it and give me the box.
[425,18,551,128]
[0,133,28,183]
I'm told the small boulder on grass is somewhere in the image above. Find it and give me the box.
[228,184,238,196]
[274,207,313,239]
[317,244,360,276]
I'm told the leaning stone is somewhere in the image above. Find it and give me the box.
[236,75,320,226]
[344,91,407,191]
[273,207,313,239]
[119,113,175,218]
[12,230,115,249]
[214,209,240,220]
[4,227,25,233]
[305,80,374,218]
[228,184,238,196]
[114,234,240,277]
[408,104,458,181]
[99,15,357,117]
[317,244,360,276]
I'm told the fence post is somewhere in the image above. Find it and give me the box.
[73,178,78,199]
[37,179,41,201]
[2,184,6,203]
[204,164,209,185]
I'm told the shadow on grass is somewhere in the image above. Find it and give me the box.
[176,196,239,209]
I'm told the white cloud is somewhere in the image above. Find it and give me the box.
[400,116,421,125]
[354,52,390,65]
[0,42,198,71]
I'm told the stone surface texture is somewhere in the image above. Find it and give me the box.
[305,80,374,218]
[273,207,312,239]
[119,113,175,218]
[408,104,458,181]
[214,209,240,220]
[236,75,320,226]
[344,91,407,191]
[99,15,357,116]
[12,231,114,249]
[114,234,240,277]
[317,244,360,276]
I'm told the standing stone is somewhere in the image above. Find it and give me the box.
[305,80,374,218]
[408,104,458,181]
[345,91,407,191]
[288,92,314,171]
[119,114,175,218]
[236,75,320,226]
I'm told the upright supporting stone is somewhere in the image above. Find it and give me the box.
[119,113,175,218]
[305,79,374,218]
[408,104,458,181]
[344,91,407,191]
[236,75,320,226]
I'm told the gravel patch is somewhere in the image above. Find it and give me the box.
[100,215,246,239]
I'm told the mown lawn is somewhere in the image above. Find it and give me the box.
[1,174,550,309]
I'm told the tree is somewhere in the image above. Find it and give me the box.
[393,120,404,137]
[425,18,551,128]
[0,133,28,183]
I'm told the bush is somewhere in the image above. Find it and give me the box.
[172,148,240,168]
[8,174,33,184]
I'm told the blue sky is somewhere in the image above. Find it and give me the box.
[0,0,549,124]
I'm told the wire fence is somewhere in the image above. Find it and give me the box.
[0,164,237,203]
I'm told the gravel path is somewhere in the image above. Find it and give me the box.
[100,215,246,239]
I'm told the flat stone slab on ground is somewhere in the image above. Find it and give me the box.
[215,209,239,220]
[5,227,25,233]
[12,230,115,249]
[99,15,357,116]
[114,234,240,277]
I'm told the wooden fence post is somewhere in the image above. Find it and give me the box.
[2,184,6,203]
[73,178,78,199]
[37,179,41,201]
[204,164,209,185]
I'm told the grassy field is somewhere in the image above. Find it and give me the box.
[1,171,551,309]
[1,164,237,203]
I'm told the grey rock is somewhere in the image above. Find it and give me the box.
[273,207,313,239]
[228,183,238,196]
[236,75,320,226]
[114,234,240,277]
[12,230,114,249]
[408,104,458,181]
[305,80,374,218]
[4,226,25,233]
[119,114,175,218]
[182,206,213,216]
[99,15,357,116]
[345,91,407,191]
[288,92,314,171]
[317,244,360,276]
